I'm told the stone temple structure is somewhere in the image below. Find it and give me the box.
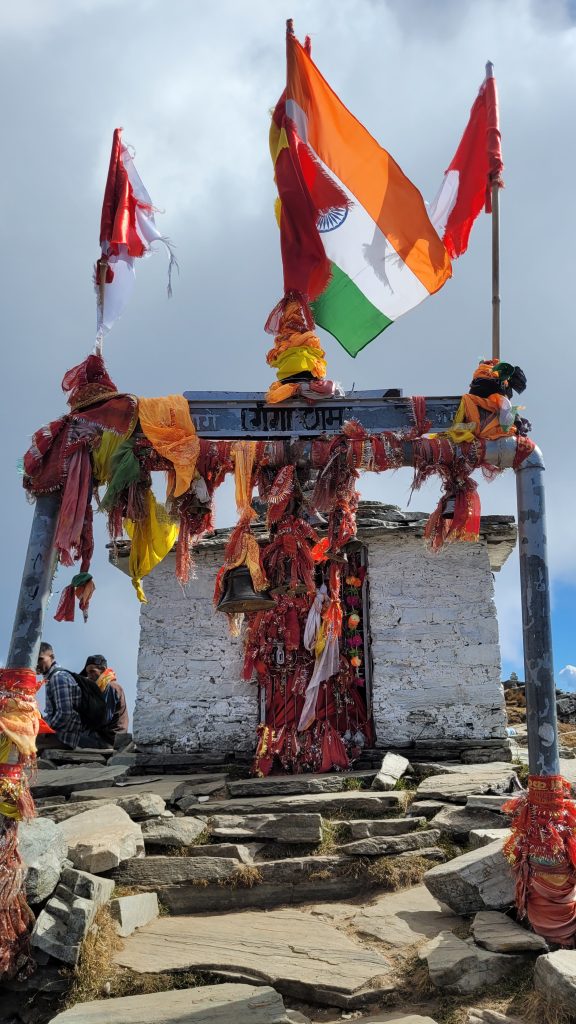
[110,502,517,764]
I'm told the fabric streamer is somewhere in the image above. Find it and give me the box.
[298,585,340,730]
[139,395,200,499]
[504,775,576,946]
[0,669,41,766]
[124,491,178,602]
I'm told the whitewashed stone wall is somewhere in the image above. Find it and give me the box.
[133,548,257,753]
[133,532,507,753]
[367,534,506,746]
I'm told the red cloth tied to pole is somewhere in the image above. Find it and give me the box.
[504,775,576,946]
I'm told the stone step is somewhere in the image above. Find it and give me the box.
[207,812,322,843]
[338,830,441,857]
[332,817,427,839]
[48,982,302,1023]
[183,790,405,817]
[112,849,445,915]
[415,765,520,805]
[32,765,130,799]
[43,748,112,765]
[226,770,376,798]
[114,907,396,1008]
[424,839,515,915]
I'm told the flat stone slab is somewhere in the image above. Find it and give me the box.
[338,817,427,839]
[110,892,159,936]
[534,950,576,1014]
[408,801,447,820]
[469,828,511,850]
[18,817,68,903]
[187,791,404,817]
[472,911,548,953]
[431,805,506,842]
[141,816,207,847]
[115,908,395,1008]
[339,830,441,857]
[48,982,300,1023]
[466,795,512,813]
[43,749,110,765]
[227,771,375,798]
[32,764,129,799]
[56,804,144,873]
[424,839,515,914]
[208,812,322,843]
[67,774,204,803]
[416,765,520,805]
[179,843,254,863]
[330,884,459,948]
[112,855,240,886]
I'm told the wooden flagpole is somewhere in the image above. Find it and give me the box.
[486,60,500,362]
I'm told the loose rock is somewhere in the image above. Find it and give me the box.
[338,830,440,857]
[371,752,410,791]
[420,930,527,994]
[534,950,576,1015]
[31,870,113,965]
[208,812,322,843]
[424,839,515,914]
[18,817,68,903]
[416,765,520,805]
[110,892,159,936]
[472,911,547,953]
[56,804,144,873]
[141,816,207,847]
[431,805,505,843]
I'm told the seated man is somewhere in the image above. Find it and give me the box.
[82,655,129,746]
[37,642,82,749]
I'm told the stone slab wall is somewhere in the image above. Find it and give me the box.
[133,535,507,753]
[368,534,506,746]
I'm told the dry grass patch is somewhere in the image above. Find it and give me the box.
[316,820,352,853]
[342,776,365,791]
[62,906,122,1007]
[394,948,436,1002]
[222,865,263,889]
[366,854,433,891]
[433,963,536,1024]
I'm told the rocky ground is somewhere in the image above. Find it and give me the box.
[2,742,576,1024]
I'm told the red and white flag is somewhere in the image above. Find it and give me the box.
[429,65,504,259]
[95,128,176,349]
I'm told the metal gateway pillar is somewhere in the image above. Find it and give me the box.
[7,492,60,670]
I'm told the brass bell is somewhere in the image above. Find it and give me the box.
[216,566,276,614]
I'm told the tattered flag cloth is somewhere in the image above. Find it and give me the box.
[96,128,176,346]
[272,26,451,356]
[429,69,504,259]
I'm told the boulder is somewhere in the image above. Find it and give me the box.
[469,828,511,850]
[208,813,322,843]
[472,911,547,953]
[18,818,68,903]
[371,752,410,791]
[420,930,527,995]
[141,816,207,847]
[116,792,167,819]
[56,804,144,873]
[534,950,576,1015]
[416,765,520,805]
[338,830,441,857]
[47,982,307,1023]
[110,892,159,936]
[431,805,505,843]
[424,840,515,914]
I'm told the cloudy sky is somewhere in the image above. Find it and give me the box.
[1,0,575,720]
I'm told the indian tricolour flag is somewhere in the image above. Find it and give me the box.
[271,28,452,357]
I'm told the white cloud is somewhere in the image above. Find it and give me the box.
[559,666,576,692]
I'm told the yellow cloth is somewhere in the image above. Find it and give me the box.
[92,429,128,486]
[139,395,200,498]
[445,393,515,444]
[270,345,327,381]
[125,491,178,603]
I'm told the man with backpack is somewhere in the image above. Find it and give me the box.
[81,655,128,746]
[37,642,110,749]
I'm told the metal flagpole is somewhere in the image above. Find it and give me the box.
[486,61,500,362]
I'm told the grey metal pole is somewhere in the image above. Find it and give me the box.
[6,493,60,670]
[515,446,559,776]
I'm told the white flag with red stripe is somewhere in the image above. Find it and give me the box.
[95,128,176,349]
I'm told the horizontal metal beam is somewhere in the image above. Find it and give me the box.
[185,390,461,438]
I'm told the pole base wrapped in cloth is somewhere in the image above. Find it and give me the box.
[503,775,576,947]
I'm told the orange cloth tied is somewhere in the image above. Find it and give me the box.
[139,395,200,498]
[0,669,41,759]
[96,668,117,692]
